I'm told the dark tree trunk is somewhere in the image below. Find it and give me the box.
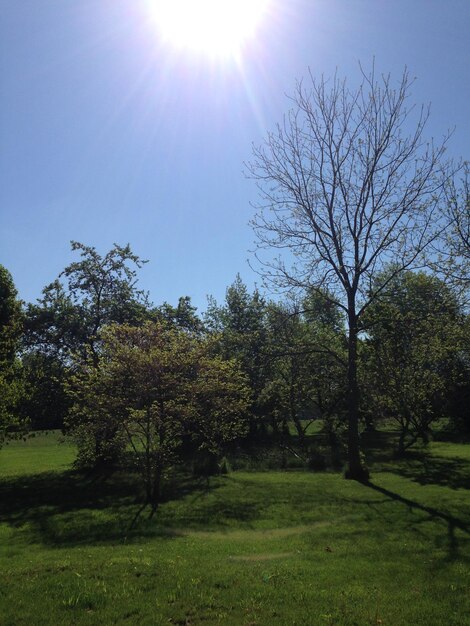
[397,421,410,456]
[149,469,162,515]
[345,312,369,481]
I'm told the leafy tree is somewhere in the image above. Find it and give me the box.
[25,241,148,366]
[68,322,250,510]
[0,265,22,365]
[157,296,204,333]
[363,271,465,454]
[248,66,453,479]
[263,298,346,448]
[0,265,26,446]
[205,275,269,436]
[19,352,71,430]
[22,241,148,436]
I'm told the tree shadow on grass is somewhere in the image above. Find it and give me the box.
[362,480,470,562]
[361,430,470,490]
[0,469,229,547]
[382,452,470,490]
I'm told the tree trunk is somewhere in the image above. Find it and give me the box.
[149,469,162,515]
[397,428,407,456]
[345,313,369,481]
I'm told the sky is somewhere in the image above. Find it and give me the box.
[1,0,469,312]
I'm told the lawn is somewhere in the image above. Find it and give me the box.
[0,432,469,625]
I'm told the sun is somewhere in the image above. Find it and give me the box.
[148,0,270,58]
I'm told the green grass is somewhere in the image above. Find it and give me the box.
[0,432,469,625]
[0,430,76,477]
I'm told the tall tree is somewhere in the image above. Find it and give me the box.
[205,275,269,436]
[22,242,148,434]
[25,241,148,365]
[248,66,453,479]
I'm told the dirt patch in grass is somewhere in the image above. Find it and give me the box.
[174,521,332,540]
[229,551,294,561]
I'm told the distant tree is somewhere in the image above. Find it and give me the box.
[25,241,149,365]
[446,313,470,435]
[157,296,204,333]
[19,352,71,430]
[0,265,22,364]
[68,322,250,511]
[23,241,148,437]
[0,265,27,446]
[363,271,465,454]
[248,66,454,479]
[205,275,269,436]
[263,296,346,451]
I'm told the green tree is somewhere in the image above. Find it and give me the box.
[68,322,250,511]
[19,352,71,430]
[25,241,148,365]
[23,241,148,436]
[266,300,345,434]
[157,296,204,333]
[363,271,465,454]
[262,294,347,467]
[0,265,26,446]
[205,275,269,436]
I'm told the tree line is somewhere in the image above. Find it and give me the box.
[0,65,469,507]
[0,244,468,506]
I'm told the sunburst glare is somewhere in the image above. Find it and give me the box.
[147,0,270,58]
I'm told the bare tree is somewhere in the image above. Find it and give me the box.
[434,163,470,288]
[248,65,453,480]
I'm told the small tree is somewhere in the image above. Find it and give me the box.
[248,65,453,479]
[69,322,250,511]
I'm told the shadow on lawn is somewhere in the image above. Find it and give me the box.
[363,480,470,562]
[0,469,227,547]
[362,431,470,490]
[384,453,470,490]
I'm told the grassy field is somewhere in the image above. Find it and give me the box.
[0,432,469,625]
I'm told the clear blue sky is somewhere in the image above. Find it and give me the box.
[1,0,469,311]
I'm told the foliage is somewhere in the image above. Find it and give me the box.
[205,275,270,435]
[0,265,27,446]
[262,296,346,452]
[19,352,71,430]
[22,242,149,434]
[0,265,22,365]
[68,322,250,509]
[25,241,149,365]
[363,271,467,453]
[156,296,205,333]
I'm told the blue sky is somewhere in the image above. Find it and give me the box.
[1,0,469,311]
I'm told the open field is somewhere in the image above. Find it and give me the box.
[0,432,469,625]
